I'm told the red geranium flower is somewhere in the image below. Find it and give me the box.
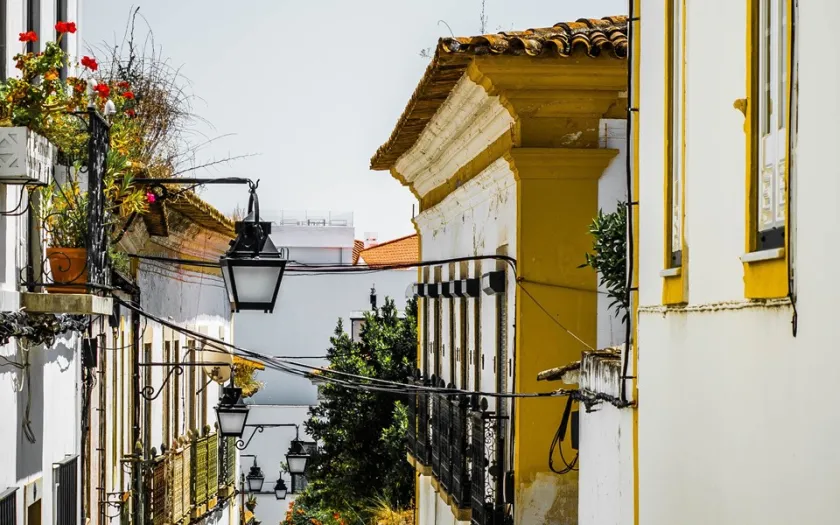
[126,109,136,118]
[146,192,156,203]
[55,21,77,34]
[93,83,110,98]
[18,31,37,43]
[117,81,131,90]
[80,56,98,71]
[122,91,135,100]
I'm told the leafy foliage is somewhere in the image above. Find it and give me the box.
[283,499,348,525]
[580,203,628,322]
[298,298,417,521]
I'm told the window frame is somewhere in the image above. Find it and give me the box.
[662,0,688,305]
[742,0,792,299]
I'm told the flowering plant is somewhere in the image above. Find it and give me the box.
[283,500,346,525]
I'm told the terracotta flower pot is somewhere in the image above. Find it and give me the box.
[46,247,88,294]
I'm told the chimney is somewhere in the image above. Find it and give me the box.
[364,232,378,248]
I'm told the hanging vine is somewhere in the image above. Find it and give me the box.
[0,311,90,347]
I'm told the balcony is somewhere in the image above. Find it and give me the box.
[146,432,233,525]
[405,377,509,524]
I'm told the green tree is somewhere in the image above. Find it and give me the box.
[299,298,417,520]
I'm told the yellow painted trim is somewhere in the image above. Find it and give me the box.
[662,0,687,305]
[742,0,792,299]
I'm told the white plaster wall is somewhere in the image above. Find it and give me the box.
[240,405,312,525]
[597,119,629,349]
[578,404,633,525]
[637,1,840,524]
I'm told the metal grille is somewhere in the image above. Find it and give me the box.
[406,391,417,460]
[431,393,441,478]
[0,488,17,525]
[207,434,218,498]
[225,438,236,486]
[86,110,110,291]
[193,436,208,507]
[450,397,470,509]
[170,449,184,522]
[470,411,486,525]
[438,394,452,494]
[416,391,430,466]
[54,456,78,525]
[150,458,168,525]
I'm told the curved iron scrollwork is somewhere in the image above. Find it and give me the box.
[138,362,232,402]
[235,423,300,451]
[235,426,264,450]
[140,364,184,401]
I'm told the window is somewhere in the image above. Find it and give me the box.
[473,261,481,392]
[434,266,442,379]
[187,339,196,433]
[0,0,7,81]
[742,0,792,299]
[665,0,685,269]
[25,0,40,54]
[754,0,788,250]
[449,265,456,386]
[173,340,181,438]
[163,341,171,448]
[56,0,67,80]
[0,488,17,525]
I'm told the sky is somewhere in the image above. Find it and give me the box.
[82,0,626,243]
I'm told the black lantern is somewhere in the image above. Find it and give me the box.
[285,439,310,475]
[215,384,249,437]
[274,476,288,500]
[220,185,287,313]
[246,461,265,492]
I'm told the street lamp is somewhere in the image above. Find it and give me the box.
[285,439,311,475]
[130,177,288,314]
[273,476,288,500]
[246,460,265,493]
[220,185,287,313]
[215,382,250,438]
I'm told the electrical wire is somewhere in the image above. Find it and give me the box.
[129,252,597,351]
[113,297,574,400]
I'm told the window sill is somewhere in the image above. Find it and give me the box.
[659,267,682,278]
[740,247,785,263]
[742,248,788,299]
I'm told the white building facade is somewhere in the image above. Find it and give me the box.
[234,211,416,525]
[635,0,840,523]
[1,2,84,525]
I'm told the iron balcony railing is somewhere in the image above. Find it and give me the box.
[470,407,509,525]
[450,395,471,510]
[0,488,16,525]
[54,455,78,525]
[145,432,225,525]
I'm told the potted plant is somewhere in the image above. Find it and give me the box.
[39,181,89,293]
[245,494,257,512]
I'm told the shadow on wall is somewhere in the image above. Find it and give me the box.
[16,339,75,479]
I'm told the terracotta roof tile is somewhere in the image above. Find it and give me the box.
[359,234,419,267]
[370,16,628,171]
